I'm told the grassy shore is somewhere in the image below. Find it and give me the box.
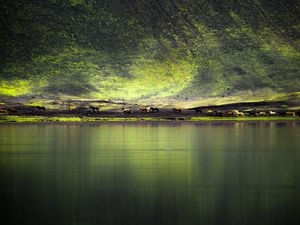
[0,115,299,123]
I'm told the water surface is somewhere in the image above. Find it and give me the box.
[0,122,300,225]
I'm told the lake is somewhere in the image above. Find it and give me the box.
[0,122,300,225]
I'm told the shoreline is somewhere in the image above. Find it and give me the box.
[0,115,299,125]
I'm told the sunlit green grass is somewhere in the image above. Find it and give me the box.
[189,117,299,121]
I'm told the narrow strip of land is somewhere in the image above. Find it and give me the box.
[0,115,299,124]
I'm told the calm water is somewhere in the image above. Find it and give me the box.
[0,122,300,225]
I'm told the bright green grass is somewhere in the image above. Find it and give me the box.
[189,117,299,121]
[0,116,299,123]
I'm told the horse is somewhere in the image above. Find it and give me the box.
[214,111,223,117]
[7,108,17,114]
[123,109,132,114]
[286,112,296,117]
[225,111,234,117]
[150,107,159,113]
[30,106,45,113]
[0,109,8,114]
[139,108,148,113]
[277,111,286,117]
[249,111,257,116]
[206,109,213,115]
[232,110,244,117]
[172,108,181,113]
[194,108,203,114]
[68,105,76,111]
[35,106,46,112]
[268,111,277,116]
[90,106,99,112]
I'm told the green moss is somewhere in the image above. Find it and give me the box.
[0,80,32,96]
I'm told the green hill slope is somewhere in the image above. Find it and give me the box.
[0,0,299,107]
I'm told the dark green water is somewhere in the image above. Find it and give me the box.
[0,122,300,225]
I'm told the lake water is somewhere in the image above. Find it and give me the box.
[0,122,300,225]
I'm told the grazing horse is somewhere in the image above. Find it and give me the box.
[249,111,257,116]
[69,105,76,111]
[139,108,148,113]
[233,110,244,117]
[35,106,46,112]
[286,112,296,117]
[90,106,99,112]
[7,108,17,114]
[205,109,213,116]
[30,106,45,112]
[150,107,159,113]
[268,111,277,116]
[194,108,203,114]
[172,108,181,113]
[277,111,286,117]
[214,111,223,117]
[225,111,234,116]
[123,108,132,114]
[0,109,8,114]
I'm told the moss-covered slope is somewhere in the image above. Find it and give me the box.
[0,0,299,106]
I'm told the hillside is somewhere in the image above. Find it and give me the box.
[0,0,300,107]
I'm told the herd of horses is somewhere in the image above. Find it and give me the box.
[0,106,46,114]
[123,107,159,114]
[191,109,298,117]
[120,107,298,117]
[0,105,299,117]
[208,109,298,117]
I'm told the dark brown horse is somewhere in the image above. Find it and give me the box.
[35,106,46,111]
[30,106,46,112]
[214,111,223,117]
[0,109,8,114]
[225,111,234,116]
[172,108,181,113]
[150,107,159,112]
[139,108,148,113]
[194,108,203,113]
[90,106,99,112]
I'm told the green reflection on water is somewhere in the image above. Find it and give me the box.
[0,122,299,225]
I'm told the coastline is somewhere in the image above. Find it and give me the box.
[0,115,299,125]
